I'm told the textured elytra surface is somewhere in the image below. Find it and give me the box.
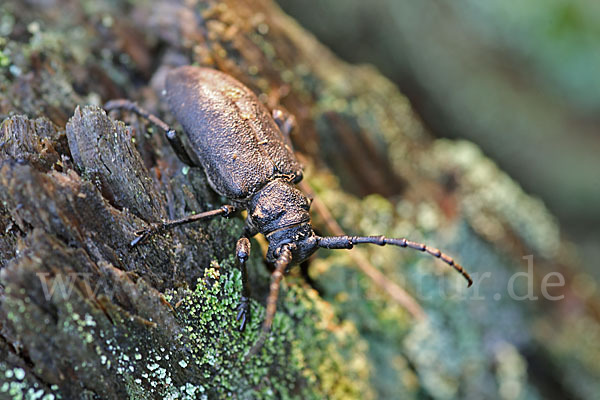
[166,66,303,201]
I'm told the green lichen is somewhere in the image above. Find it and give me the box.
[166,255,373,399]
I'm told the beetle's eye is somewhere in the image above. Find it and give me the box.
[293,171,303,184]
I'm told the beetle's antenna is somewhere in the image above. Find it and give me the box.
[318,235,472,287]
[299,181,425,319]
[244,244,292,361]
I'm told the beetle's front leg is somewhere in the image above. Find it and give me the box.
[235,237,251,331]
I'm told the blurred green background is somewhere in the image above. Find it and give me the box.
[276,0,600,276]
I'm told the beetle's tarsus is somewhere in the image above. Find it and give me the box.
[130,235,145,247]
[236,297,250,331]
[235,237,252,331]
[131,229,152,247]
[130,223,163,247]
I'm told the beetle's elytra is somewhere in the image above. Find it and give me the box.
[167,67,304,200]
[105,66,472,356]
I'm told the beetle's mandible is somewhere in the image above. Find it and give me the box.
[105,66,472,357]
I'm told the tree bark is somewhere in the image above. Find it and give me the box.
[0,0,594,399]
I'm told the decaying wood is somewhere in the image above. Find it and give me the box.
[0,0,593,399]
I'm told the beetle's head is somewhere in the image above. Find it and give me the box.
[264,223,318,266]
[248,179,318,265]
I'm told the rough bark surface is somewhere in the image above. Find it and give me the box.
[0,0,595,399]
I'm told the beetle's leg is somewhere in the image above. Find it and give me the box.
[235,237,251,331]
[317,235,473,287]
[131,205,236,247]
[104,99,197,166]
[244,244,292,360]
[272,108,296,139]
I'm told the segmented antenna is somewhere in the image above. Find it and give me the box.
[318,235,472,287]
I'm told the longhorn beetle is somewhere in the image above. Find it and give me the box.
[105,66,472,356]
